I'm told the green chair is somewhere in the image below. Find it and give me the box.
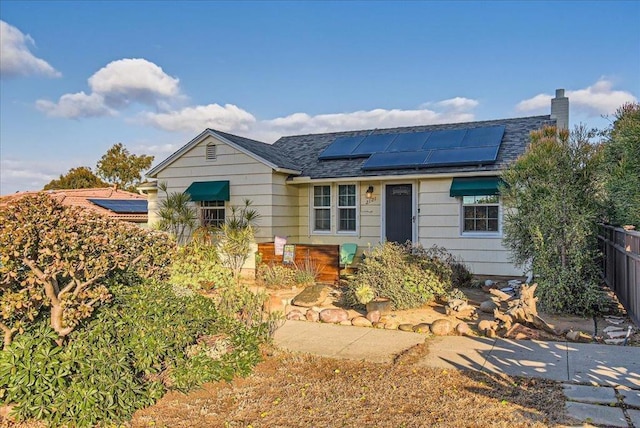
[339,243,358,271]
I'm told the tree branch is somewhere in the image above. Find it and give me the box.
[22,258,61,306]
[0,321,14,350]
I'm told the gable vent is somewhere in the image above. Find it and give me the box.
[206,144,217,161]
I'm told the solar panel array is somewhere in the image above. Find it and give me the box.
[317,125,505,170]
[88,199,148,214]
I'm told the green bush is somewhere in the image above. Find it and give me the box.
[343,242,452,310]
[169,239,234,291]
[257,263,297,289]
[0,280,264,426]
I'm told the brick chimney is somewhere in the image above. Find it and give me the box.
[550,88,569,130]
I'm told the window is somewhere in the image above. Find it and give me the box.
[313,185,331,232]
[338,184,356,232]
[206,144,217,161]
[462,195,499,233]
[201,200,225,227]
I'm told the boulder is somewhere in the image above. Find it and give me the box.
[455,322,471,336]
[373,322,386,329]
[305,309,319,322]
[292,284,330,307]
[478,319,497,333]
[366,298,392,315]
[319,308,349,324]
[366,310,381,324]
[479,300,498,313]
[398,324,415,332]
[351,316,373,327]
[384,321,399,330]
[413,323,431,333]
[264,294,286,313]
[346,309,364,320]
[339,320,352,326]
[430,319,453,336]
[286,310,305,321]
[566,330,592,343]
[504,323,541,340]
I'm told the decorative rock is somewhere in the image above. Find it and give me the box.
[264,295,286,313]
[286,310,305,321]
[602,326,624,333]
[292,284,329,307]
[319,308,349,324]
[504,323,541,340]
[485,328,497,338]
[339,320,352,326]
[366,310,381,324]
[604,338,626,345]
[566,330,592,343]
[455,322,471,336]
[430,319,453,336]
[384,321,399,330]
[413,323,431,333]
[398,324,415,332]
[373,322,386,329]
[485,279,494,287]
[478,319,497,333]
[305,309,319,322]
[346,309,364,320]
[351,316,373,327]
[285,304,307,314]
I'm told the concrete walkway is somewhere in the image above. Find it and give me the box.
[273,320,640,427]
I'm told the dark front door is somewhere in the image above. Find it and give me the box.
[385,184,413,244]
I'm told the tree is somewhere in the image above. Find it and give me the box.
[501,125,605,315]
[155,181,197,244]
[96,143,154,192]
[0,194,174,348]
[602,103,640,228]
[43,166,107,190]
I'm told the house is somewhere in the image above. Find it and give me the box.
[0,187,149,226]
[146,89,569,276]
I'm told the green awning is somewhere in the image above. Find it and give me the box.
[185,180,230,201]
[449,177,502,197]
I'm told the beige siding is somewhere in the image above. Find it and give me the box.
[418,178,519,276]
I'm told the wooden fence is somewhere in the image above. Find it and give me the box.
[597,224,640,325]
[257,242,340,284]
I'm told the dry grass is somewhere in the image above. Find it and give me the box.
[130,346,567,428]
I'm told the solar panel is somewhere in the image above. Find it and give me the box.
[318,135,365,159]
[460,126,505,148]
[351,133,397,156]
[424,146,500,166]
[423,129,467,149]
[362,151,430,170]
[88,199,148,214]
[386,131,431,152]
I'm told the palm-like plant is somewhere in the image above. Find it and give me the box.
[215,199,260,280]
[156,182,197,244]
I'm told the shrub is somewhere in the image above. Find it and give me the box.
[257,263,297,289]
[0,193,174,348]
[0,280,264,426]
[169,238,234,291]
[343,242,451,310]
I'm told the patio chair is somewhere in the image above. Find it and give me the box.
[339,243,358,275]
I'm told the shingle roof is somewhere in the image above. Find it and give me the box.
[271,115,555,179]
[212,130,300,171]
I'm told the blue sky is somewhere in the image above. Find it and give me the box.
[1,1,638,194]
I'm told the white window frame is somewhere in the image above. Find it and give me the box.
[460,194,501,237]
[200,200,225,228]
[312,185,332,234]
[337,183,358,235]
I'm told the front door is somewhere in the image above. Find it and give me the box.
[385,184,413,244]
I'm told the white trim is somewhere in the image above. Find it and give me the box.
[337,183,359,235]
[288,170,502,184]
[458,195,502,238]
[146,129,301,178]
[310,184,332,235]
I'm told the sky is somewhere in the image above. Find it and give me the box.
[1,1,639,195]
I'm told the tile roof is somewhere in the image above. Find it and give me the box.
[270,115,556,179]
[0,187,148,223]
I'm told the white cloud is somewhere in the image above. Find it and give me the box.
[140,103,257,133]
[0,158,59,195]
[427,97,479,111]
[0,20,61,79]
[516,79,637,116]
[37,58,180,118]
[36,92,115,118]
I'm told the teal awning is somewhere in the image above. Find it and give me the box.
[449,177,502,197]
[185,180,230,201]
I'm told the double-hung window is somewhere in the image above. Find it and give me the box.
[462,195,499,233]
[201,200,225,228]
[338,184,356,232]
[313,185,331,232]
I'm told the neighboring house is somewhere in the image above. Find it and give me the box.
[146,89,569,276]
[0,187,149,226]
